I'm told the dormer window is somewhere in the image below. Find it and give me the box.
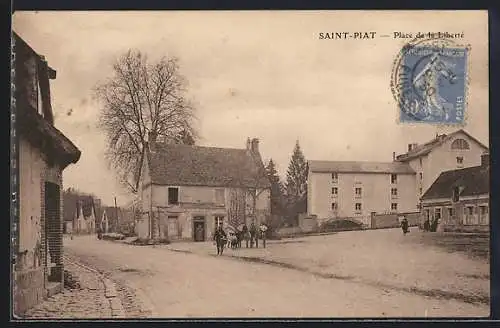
[451,139,470,150]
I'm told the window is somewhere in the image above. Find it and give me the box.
[168,187,179,205]
[355,187,362,196]
[214,216,224,228]
[435,208,441,220]
[331,202,338,211]
[215,189,225,204]
[419,173,423,180]
[419,158,423,166]
[391,203,398,211]
[447,208,453,218]
[467,207,473,215]
[456,156,464,166]
[391,174,397,184]
[451,138,470,150]
[331,187,338,195]
[391,188,398,197]
[331,172,338,182]
[479,206,489,225]
[419,187,423,195]
[355,203,362,212]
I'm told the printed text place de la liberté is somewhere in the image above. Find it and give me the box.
[318,31,464,40]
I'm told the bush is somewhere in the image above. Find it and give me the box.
[319,219,363,233]
[102,233,125,241]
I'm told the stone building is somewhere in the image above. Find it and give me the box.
[421,152,489,232]
[137,134,271,241]
[13,32,81,315]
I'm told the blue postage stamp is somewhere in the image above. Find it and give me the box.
[396,45,469,124]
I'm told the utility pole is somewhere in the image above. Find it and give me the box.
[114,196,119,233]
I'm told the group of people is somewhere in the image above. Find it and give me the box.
[213,222,268,255]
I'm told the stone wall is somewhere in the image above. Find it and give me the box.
[14,268,46,315]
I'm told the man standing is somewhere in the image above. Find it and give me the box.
[249,222,257,248]
[213,226,227,255]
[259,222,268,248]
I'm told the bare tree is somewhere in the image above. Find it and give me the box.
[94,50,197,193]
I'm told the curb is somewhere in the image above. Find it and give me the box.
[64,256,125,318]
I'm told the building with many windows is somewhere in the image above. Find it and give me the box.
[307,161,417,226]
[307,129,488,227]
[395,129,488,200]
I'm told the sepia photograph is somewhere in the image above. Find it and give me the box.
[11,10,490,319]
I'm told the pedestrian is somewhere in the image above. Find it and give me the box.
[401,217,409,235]
[259,223,268,248]
[423,218,430,232]
[242,224,249,248]
[213,226,227,255]
[249,222,257,248]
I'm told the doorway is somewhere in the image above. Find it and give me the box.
[193,217,205,242]
[44,182,62,282]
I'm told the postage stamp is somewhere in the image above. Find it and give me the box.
[391,38,471,125]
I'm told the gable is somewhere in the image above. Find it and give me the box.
[439,130,488,153]
[396,129,488,162]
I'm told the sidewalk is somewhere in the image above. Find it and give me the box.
[20,258,121,319]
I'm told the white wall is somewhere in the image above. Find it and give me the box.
[308,171,417,220]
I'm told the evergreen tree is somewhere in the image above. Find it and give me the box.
[265,159,285,218]
[284,140,308,225]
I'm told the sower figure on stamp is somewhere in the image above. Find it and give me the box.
[213,226,227,255]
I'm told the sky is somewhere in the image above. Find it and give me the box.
[12,11,489,206]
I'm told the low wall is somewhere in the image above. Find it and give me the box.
[443,225,490,233]
[14,267,46,315]
[298,214,318,233]
[370,212,421,229]
[276,226,303,238]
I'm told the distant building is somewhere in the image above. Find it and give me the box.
[395,129,488,200]
[307,161,417,226]
[13,32,81,314]
[73,197,97,234]
[137,133,271,242]
[421,152,489,232]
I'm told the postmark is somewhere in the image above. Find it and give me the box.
[390,36,471,125]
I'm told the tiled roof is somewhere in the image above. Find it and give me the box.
[63,194,95,221]
[396,129,488,162]
[102,206,121,222]
[147,143,271,188]
[421,165,489,200]
[308,160,415,174]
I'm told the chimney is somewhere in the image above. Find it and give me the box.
[250,138,259,153]
[481,152,489,168]
[148,131,157,152]
[246,137,251,150]
[408,144,413,152]
[392,152,396,161]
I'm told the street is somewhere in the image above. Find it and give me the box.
[63,229,490,318]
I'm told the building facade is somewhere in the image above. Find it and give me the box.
[14,32,81,315]
[307,161,417,226]
[395,129,488,201]
[421,153,489,232]
[137,135,271,242]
